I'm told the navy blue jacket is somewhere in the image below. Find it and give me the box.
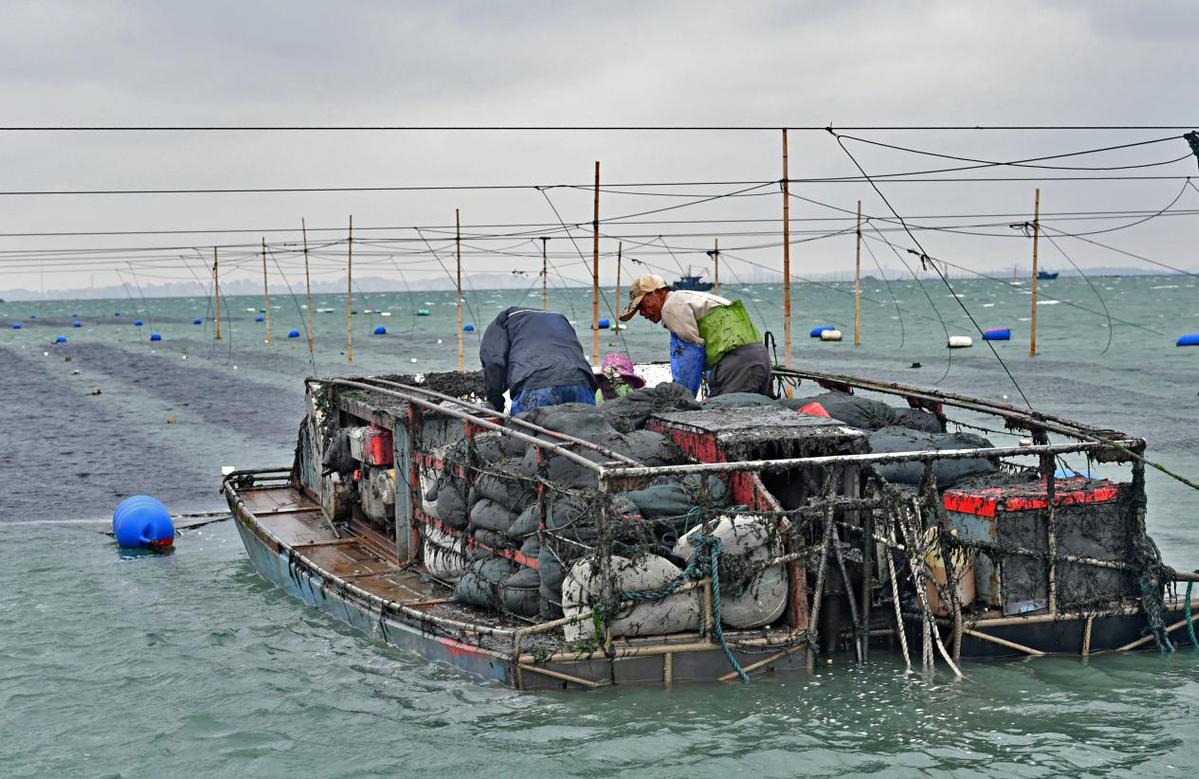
[479,307,597,411]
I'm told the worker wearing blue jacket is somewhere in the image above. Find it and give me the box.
[479,307,598,415]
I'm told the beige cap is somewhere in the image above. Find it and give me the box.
[619,274,667,321]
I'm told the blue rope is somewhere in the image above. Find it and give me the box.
[1186,573,1198,651]
[619,517,749,682]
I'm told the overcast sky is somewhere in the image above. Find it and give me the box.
[1,0,1197,296]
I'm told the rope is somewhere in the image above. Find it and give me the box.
[618,515,749,682]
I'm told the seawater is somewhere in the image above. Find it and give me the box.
[1,276,1197,777]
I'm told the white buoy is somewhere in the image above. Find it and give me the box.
[819,329,843,342]
[948,336,973,349]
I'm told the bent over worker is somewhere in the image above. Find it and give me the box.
[618,274,773,398]
[479,307,598,414]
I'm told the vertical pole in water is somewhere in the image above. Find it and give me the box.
[347,215,353,364]
[592,161,601,367]
[781,129,793,368]
[261,237,272,345]
[614,242,623,331]
[1030,188,1040,357]
[456,209,464,372]
[854,199,862,347]
[713,238,720,296]
[213,247,221,341]
[539,236,549,311]
[302,219,314,353]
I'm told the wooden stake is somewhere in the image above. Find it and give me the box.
[456,209,464,372]
[212,247,221,341]
[261,237,272,345]
[713,238,720,296]
[592,161,601,367]
[854,200,862,347]
[614,242,623,330]
[1030,188,1040,357]
[302,219,314,353]
[347,215,353,364]
[539,236,549,310]
[781,129,792,368]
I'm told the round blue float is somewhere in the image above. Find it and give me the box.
[598,319,611,330]
[133,319,144,327]
[463,323,475,332]
[810,326,833,338]
[193,318,203,325]
[29,314,37,320]
[372,325,386,335]
[112,495,175,550]
[983,328,1011,341]
[114,312,121,317]
[11,323,21,330]
[54,336,67,344]
[1178,334,1199,347]
[255,315,264,323]
[288,329,301,338]
[72,321,82,328]
[150,333,162,342]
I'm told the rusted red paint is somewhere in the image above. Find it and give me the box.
[944,477,1120,517]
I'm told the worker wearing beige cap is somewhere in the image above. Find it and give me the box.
[619,274,772,397]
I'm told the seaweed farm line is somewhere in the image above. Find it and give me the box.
[2,276,1198,777]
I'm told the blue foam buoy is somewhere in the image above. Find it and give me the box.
[255,315,264,323]
[810,326,833,338]
[114,312,121,317]
[372,325,386,335]
[288,329,301,338]
[463,323,475,332]
[54,336,67,344]
[150,333,162,342]
[134,319,144,327]
[983,328,1011,341]
[193,318,203,325]
[112,495,175,550]
[11,323,21,330]
[598,319,611,330]
[73,321,82,328]
[1177,333,1199,347]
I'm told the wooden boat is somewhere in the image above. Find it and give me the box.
[224,367,1199,689]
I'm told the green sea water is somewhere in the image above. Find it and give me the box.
[1,275,1197,777]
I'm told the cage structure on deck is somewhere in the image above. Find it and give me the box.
[223,367,1199,689]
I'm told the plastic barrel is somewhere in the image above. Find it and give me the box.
[134,320,144,327]
[193,318,203,325]
[255,315,264,323]
[73,321,82,328]
[112,495,175,550]
[288,329,301,338]
[983,328,1010,341]
[372,325,386,335]
[150,333,162,342]
[11,323,20,330]
[810,326,833,338]
[54,336,67,344]
[598,319,611,329]
[1177,333,1199,347]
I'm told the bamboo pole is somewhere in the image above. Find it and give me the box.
[854,200,862,347]
[212,247,221,341]
[1030,188,1040,356]
[261,237,272,345]
[302,219,314,352]
[592,161,601,367]
[711,238,721,296]
[614,242,623,331]
[781,129,792,368]
[539,236,549,310]
[963,627,1046,657]
[347,215,353,363]
[456,209,464,372]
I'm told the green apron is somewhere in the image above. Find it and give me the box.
[696,300,761,369]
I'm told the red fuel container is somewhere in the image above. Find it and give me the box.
[362,426,393,466]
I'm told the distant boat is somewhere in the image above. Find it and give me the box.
[1037,271,1059,280]
[671,267,713,291]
